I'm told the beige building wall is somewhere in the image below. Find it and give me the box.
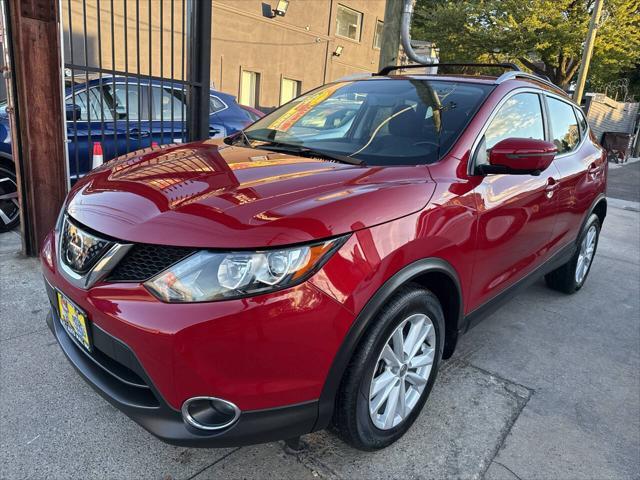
[212,0,385,110]
[61,0,385,111]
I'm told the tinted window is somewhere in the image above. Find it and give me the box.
[210,96,226,114]
[245,79,492,166]
[575,107,589,139]
[485,93,544,149]
[67,87,113,122]
[102,84,147,121]
[547,97,580,153]
[150,87,187,121]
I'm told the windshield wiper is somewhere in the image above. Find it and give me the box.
[257,142,365,166]
[224,130,254,148]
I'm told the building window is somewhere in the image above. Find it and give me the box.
[239,70,260,108]
[280,78,301,105]
[336,5,363,41]
[373,20,383,49]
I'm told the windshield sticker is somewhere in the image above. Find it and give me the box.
[267,82,350,132]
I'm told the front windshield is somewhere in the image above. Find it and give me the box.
[244,79,492,166]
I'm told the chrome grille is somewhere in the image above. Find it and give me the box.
[60,217,113,274]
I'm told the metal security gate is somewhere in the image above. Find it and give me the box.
[62,0,211,180]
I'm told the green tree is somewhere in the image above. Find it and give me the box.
[412,0,640,90]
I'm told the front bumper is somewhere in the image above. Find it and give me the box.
[45,303,318,447]
[41,226,358,447]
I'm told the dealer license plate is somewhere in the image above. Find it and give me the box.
[57,291,92,352]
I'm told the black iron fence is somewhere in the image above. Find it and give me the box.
[62,0,211,180]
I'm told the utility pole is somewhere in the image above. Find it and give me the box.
[378,0,404,70]
[6,0,68,255]
[573,0,604,104]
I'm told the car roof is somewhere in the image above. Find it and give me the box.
[66,75,230,97]
[338,70,570,100]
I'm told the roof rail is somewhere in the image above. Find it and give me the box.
[335,73,373,82]
[495,71,568,96]
[376,62,521,76]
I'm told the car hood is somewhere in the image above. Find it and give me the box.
[66,140,436,248]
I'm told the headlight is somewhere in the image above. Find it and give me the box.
[145,236,348,302]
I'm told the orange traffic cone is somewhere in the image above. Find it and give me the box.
[92,142,104,169]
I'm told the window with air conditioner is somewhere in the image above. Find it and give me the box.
[336,5,363,41]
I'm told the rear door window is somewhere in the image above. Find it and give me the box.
[546,97,580,154]
[150,86,187,121]
[102,83,149,121]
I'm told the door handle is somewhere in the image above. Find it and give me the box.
[545,178,559,198]
[128,128,150,138]
[588,162,604,176]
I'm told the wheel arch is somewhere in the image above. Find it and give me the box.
[0,152,14,171]
[591,196,607,227]
[577,194,607,245]
[313,257,464,432]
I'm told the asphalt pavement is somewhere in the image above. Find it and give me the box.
[607,159,640,203]
[1,163,638,479]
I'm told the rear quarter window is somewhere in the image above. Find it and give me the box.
[574,107,589,140]
[210,96,227,114]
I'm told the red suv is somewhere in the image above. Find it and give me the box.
[41,67,607,451]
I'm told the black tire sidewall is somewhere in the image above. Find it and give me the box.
[352,287,445,448]
[573,214,601,291]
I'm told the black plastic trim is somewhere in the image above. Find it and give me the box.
[582,194,607,231]
[463,242,576,331]
[313,257,463,432]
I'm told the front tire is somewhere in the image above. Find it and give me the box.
[545,214,601,294]
[0,163,20,233]
[332,285,444,451]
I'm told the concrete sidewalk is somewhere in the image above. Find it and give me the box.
[1,201,639,480]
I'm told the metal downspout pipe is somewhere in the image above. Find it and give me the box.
[400,0,437,66]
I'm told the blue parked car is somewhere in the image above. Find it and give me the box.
[0,76,260,231]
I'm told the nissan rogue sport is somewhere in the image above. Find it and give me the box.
[41,66,607,451]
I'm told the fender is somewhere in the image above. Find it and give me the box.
[580,194,607,239]
[0,151,14,164]
[312,257,463,432]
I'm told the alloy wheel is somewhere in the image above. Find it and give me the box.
[575,225,597,284]
[368,313,436,430]
[0,172,19,230]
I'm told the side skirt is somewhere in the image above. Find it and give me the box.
[463,242,576,332]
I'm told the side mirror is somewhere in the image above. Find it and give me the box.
[478,138,557,176]
[65,104,81,121]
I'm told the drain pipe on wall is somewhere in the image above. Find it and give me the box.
[400,0,437,71]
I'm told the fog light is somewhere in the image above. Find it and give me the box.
[181,396,241,431]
